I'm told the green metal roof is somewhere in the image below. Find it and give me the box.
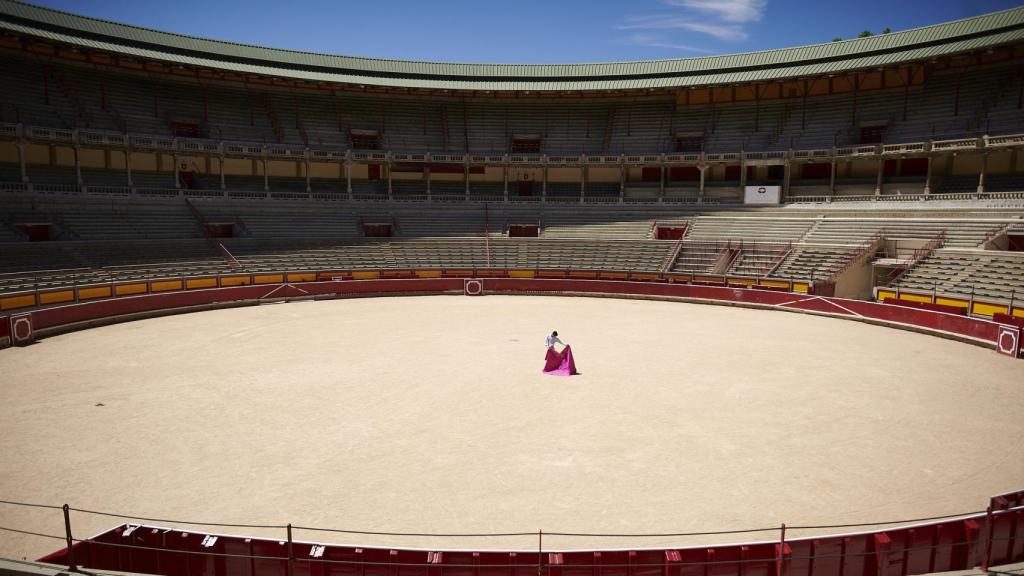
[1,0,1023,91]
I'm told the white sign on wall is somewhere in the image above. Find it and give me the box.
[744,185,780,204]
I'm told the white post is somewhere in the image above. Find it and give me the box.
[923,155,932,195]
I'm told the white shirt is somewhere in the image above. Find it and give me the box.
[545,335,564,348]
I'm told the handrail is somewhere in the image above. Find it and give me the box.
[887,231,946,285]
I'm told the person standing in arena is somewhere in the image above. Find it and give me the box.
[543,331,578,376]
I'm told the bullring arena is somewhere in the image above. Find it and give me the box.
[2,1,1024,576]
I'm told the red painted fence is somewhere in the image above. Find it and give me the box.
[35,490,1024,576]
[1,277,1018,354]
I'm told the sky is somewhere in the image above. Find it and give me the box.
[29,0,1024,64]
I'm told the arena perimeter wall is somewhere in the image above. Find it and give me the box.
[0,277,1020,356]
[3,279,1022,575]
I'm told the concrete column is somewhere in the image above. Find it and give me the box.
[580,166,586,204]
[125,150,133,187]
[305,157,311,193]
[923,155,932,195]
[220,155,226,190]
[874,157,883,196]
[75,146,83,186]
[172,153,179,190]
[698,164,706,200]
[17,141,27,183]
[783,160,792,202]
[387,163,393,200]
[977,153,987,194]
[262,158,268,192]
[739,160,748,190]
[829,158,837,194]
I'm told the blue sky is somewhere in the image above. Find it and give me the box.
[31,0,1024,63]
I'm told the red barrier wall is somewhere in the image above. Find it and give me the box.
[37,503,1024,576]
[2,277,1008,351]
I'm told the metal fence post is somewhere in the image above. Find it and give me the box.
[537,529,543,576]
[63,503,77,572]
[287,523,294,576]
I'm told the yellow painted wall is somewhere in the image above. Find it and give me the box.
[151,280,183,292]
[254,274,284,284]
[952,154,983,175]
[219,276,251,287]
[898,293,933,304]
[0,142,17,163]
[223,157,253,176]
[25,143,49,164]
[130,152,159,171]
[78,286,112,300]
[509,270,535,278]
[114,283,148,296]
[39,290,74,305]
[972,302,1007,317]
[310,162,341,178]
[287,273,316,282]
[352,271,380,280]
[267,160,295,177]
[0,294,36,310]
[186,278,217,289]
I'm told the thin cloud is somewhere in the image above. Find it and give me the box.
[663,0,767,23]
[621,32,716,53]
[617,0,766,45]
[618,15,748,42]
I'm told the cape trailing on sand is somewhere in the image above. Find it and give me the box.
[543,345,578,376]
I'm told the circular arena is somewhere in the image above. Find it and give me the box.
[2,2,1024,576]
[2,292,1023,561]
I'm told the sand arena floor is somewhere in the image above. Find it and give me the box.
[1,295,1023,561]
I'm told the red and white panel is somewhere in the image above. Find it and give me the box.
[10,313,33,346]
[464,279,483,296]
[996,325,1021,358]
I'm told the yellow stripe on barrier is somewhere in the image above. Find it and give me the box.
[876,290,896,301]
[287,273,316,283]
[728,278,755,287]
[971,302,1006,317]
[1014,308,1024,319]
[151,280,183,292]
[935,297,969,310]
[792,283,810,294]
[0,294,36,310]
[185,278,217,290]
[414,270,442,278]
[508,270,535,278]
[352,271,381,280]
[254,274,284,285]
[115,283,147,296]
[758,280,790,289]
[39,290,74,305]
[78,286,112,300]
[898,293,932,304]
[219,276,251,287]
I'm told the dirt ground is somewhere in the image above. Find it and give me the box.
[1,295,1022,560]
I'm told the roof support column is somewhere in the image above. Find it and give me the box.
[74,145,83,187]
[698,163,706,202]
[16,140,27,183]
[386,161,393,201]
[580,165,586,204]
[659,165,665,203]
[829,155,837,195]
[874,156,883,196]
[345,158,352,198]
[977,153,987,194]
[305,153,311,194]
[618,164,625,204]
[923,155,933,195]
[542,165,547,202]
[125,150,133,188]
[783,159,792,203]
[503,164,509,201]
[172,152,179,191]
[739,157,747,193]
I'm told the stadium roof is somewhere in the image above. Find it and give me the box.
[1,0,1023,92]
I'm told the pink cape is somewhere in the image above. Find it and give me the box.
[543,345,578,376]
